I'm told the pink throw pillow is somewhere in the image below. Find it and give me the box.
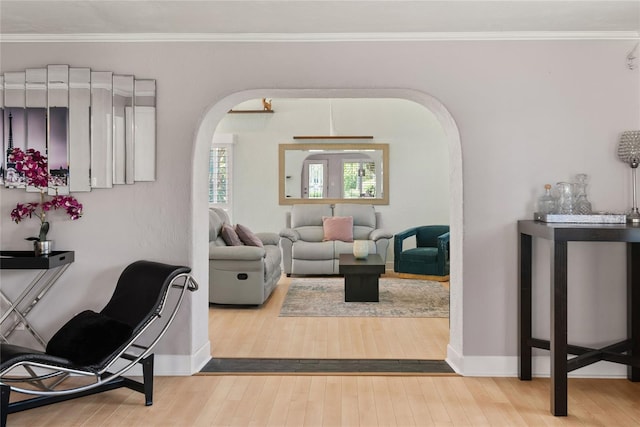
[235,224,264,247]
[322,216,354,242]
[221,223,243,246]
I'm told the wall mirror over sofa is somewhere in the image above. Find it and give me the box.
[279,143,389,205]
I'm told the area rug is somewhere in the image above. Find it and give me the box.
[279,278,449,318]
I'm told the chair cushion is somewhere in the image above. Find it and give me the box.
[46,310,133,366]
[399,247,438,263]
[235,223,264,247]
[322,216,354,242]
[221,223,243,246]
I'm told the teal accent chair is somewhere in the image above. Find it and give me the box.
[393,225,450,276]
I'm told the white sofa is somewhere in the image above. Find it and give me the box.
[208,208,282,305]
[279,203,392,276]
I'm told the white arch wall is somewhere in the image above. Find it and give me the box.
[192,89,464,369]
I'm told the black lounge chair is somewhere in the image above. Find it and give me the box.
[0,260,198,427]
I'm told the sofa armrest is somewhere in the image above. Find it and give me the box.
[370,228,393,242]
[209,245,266,261]
[437,232,450,273]
[279,228,299,242]
[393,227,418,259]
[256,232,280,246]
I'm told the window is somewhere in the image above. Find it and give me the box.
[343,160,376,199]
[209,134,234,211]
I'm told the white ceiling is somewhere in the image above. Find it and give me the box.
[1,1,639,40]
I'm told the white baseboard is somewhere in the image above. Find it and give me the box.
[117,341,212,376]
[447,345,628,378]
[155,341,212,375]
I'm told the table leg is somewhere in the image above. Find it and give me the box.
[629,242,640,382]
[550,240,568,416]
[519,233,532,380]
[344,274,379,302]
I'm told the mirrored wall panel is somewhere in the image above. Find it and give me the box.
[134,79,156,182]
[2,65,157,193]
[69,68,91,192]
[3,72,26,188]
[25,68,48,193]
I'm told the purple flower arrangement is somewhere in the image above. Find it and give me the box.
[8,148,83,242]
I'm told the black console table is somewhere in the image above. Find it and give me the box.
[518,220,640,416]
[0,251,75,348]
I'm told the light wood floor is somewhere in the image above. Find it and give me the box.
[8,375,640,425]
[209,274,450,359]
[7,275,640,426]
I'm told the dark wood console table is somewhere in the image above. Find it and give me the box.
[0,251,75,348]
[518,220,640,416]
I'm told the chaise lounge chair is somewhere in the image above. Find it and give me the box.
[0,260,198,427]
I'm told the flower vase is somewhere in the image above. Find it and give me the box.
[353,240,369,259]
[34,240,52,256]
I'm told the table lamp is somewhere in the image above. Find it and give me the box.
[618,130,640,224]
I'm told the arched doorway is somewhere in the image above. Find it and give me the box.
[191,88,464,372]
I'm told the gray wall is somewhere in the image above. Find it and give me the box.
[1,40,637,375]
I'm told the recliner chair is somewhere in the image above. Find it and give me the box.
[393,225,450,277]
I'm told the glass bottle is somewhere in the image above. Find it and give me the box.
[573,173,592,215]
[537,184,557,214]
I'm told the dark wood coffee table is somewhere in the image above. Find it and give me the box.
[338,253,385,302]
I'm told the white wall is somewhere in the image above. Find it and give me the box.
[214,97,450,241]
[1,40,638,376]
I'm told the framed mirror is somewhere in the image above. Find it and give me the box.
[279,143,389,205]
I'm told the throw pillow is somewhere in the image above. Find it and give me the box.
[46,310,133,366]
[221,223,243,246]
[322,216,354,242]
[235,223,264,247]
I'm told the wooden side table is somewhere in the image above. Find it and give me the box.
[0,251,75,348]
[338,253,385,302]
[518,220,640,416]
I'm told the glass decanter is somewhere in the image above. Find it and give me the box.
[573,173,592,215]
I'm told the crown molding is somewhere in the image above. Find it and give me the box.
[1,31,639,43]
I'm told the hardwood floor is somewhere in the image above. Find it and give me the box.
[7,275,640,425]
[7,376,640,426]
[209,274,450,360]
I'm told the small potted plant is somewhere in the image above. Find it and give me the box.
[8,148,83,256]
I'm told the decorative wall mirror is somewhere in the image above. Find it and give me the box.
[0,65,156,192]
[279,143,389,205]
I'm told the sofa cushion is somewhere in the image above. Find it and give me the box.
[291,204,332,228]
[236,223,264,247]
[209,208,226,241]
[293,240,335,260]
[46,310,133,366]
[322,216,354,242]
[221,223,243,246]
[399,247,438,263]
[334,203,376,239]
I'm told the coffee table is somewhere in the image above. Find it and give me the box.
[338,253,385,302]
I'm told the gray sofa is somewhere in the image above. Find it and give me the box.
[208,208,282,305]
[279,203,392,276]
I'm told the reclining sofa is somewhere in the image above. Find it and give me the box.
[280,203,392,276]
[208,208,282,305]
